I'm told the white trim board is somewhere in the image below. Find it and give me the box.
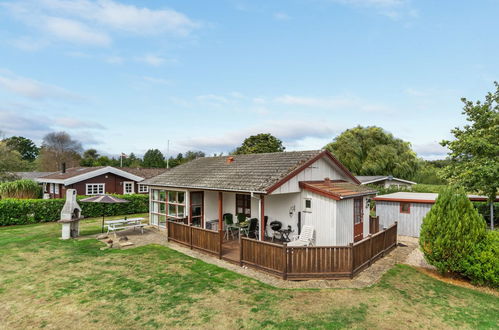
[36,166,144,185]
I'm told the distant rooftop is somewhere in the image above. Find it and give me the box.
[374,192,498,203]
[355,176,416,185]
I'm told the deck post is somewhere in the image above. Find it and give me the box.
[349,242,354,278]
[259,195,265,241]
[368,234,373,266]
[239,237,243,267]
[282,243,288,280]
[218,191,223,259]
[189,223,193,250]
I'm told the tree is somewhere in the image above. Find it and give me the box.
[441,82,499,204]
[2,136,39,161]
[420,187,486,274]
[412,161,447,185]
[233,133,285,155]
[143,149,165,168]
[0,141,31,181]
[80,149,100,166]
[38,132,83,171]
[324,126,420,179]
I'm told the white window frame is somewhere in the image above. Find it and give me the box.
[138,184,149,193]
[50,183,54,194]
[123,181,134,194]
[86,183,105,196]
[304,198,312,213]
[54,184,59,194]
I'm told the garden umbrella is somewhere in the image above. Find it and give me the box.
[79,195,130,233]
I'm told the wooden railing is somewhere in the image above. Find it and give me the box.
[369,216,380,234]
[167,220,221,255]
[240,222,398,280]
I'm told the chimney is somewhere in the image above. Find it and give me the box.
[226,156,234,164]
[324,177,331,185]
[62,162,66,174]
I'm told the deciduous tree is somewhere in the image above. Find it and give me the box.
[234,133,285,154]
[324,126,420,179]
[38,132,82,171]
[143,149,165,168]
[2,136,39,161]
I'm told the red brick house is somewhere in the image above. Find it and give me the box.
[36,166,167,199]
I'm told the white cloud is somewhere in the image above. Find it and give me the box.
[39,0,200,35]
[54,117,105,129]
[0,70,81,100]
[137,54,170,66]
[3,0,200,47]
[104,55,124,64]
[178,120,339,152]
[413,142,448,160]
[43,16,111,46]
[196,94,231,105]
[275,94,393,113]
[328,0,416,20]
[274,12,291,20]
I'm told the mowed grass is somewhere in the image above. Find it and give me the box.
[0,217,498,329]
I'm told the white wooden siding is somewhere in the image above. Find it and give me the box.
[265,193,302,240]
[270,157,353,194]
[376,201,432,237]
[203,190,218,223]
[222,192,236,216]
[362,196,370,237]
[336,199,354,246]
[300,192,336,246]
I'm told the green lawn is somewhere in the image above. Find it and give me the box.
[0,216,498,329]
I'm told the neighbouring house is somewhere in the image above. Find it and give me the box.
[374,192,497,237]
[142,150,377,246]
[356,175,416,188]
[36,166,167,199]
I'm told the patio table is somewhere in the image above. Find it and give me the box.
[105,218,145,236]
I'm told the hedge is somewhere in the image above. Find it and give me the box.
[0,194,149,226]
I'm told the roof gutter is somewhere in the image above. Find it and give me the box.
[144,183,266,195]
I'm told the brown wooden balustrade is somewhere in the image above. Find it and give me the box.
[166,220,397,280]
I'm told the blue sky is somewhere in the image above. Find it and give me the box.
[0,0,498,160]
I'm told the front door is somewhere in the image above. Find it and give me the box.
[353,198,363,242]
[190,192,204,227]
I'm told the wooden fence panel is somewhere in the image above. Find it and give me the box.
[191,226,220,255]
[167,221,191,246]
[384,222,398,249]
[370,216,380,234]
[240,238,285,276]
[286,246,352,279]
[352,238,371,272]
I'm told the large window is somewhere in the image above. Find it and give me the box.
[86,184,104,195]
[151,189,186,227]
[236,194,251,217]
[124,182,134,194]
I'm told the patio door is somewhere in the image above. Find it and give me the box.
[190,192,204,227]
[353,197,363,242]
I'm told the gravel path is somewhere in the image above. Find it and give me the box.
[91,227,421,289]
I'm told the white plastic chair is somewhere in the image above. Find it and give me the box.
[287,225,315,246]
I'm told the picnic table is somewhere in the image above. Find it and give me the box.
[105,217,146,236]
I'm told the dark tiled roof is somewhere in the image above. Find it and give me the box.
[121,167,168,179]
[300,180,377,200]
[40,167,105,180]
[13,172,56,179]
[142,150,323,192]
[39,166,167,181]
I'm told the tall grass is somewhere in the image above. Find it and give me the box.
[0,179,42,199]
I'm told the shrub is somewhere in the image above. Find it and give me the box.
[419,186,486,274]
[0,194,149,226]
[0,179,42,199]
[460,230,499,288]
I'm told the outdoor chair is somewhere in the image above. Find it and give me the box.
[241,218,258,239]
[236,213,247,224]
[223,213,238,240]
[287,225,315,246]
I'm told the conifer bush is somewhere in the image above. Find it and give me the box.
[419,187,486,274]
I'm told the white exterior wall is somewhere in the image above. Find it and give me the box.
[203,190,219,223]
[376,201,432,237]
[271,157,353,194]
[336,199,354,246]
[363,196,371,237]
[265,193,302,238]
[300,191,337,246]
[222,192,236,216]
